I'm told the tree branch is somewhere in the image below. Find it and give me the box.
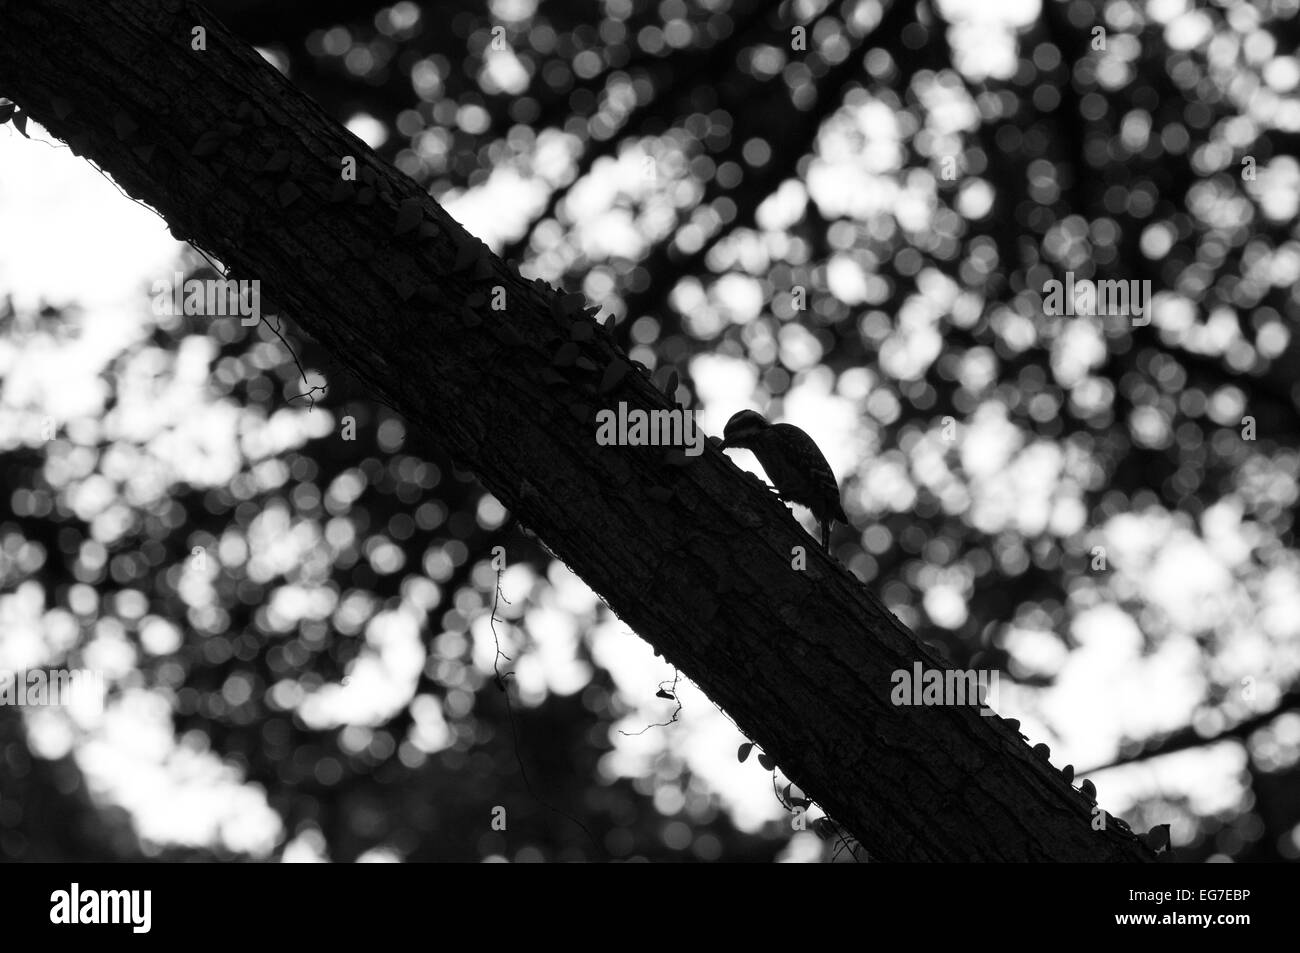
[0,0,1156,861]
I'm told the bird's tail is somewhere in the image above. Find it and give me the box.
[823,501,847,550]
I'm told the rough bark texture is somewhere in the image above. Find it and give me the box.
[0,0,1156,861]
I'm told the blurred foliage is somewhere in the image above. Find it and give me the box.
[2,0,1300,861]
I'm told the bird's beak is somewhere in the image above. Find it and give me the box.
[716,436,730,450]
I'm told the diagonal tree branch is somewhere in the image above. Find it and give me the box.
[1084,688,1300,774]
[0,0,1156,861]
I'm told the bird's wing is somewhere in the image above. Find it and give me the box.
[771,423,847,522]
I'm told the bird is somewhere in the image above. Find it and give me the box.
[718,410,848,550]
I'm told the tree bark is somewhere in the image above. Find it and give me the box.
[0,0,1156,861]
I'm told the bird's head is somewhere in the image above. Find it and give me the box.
[719,410,770,449]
